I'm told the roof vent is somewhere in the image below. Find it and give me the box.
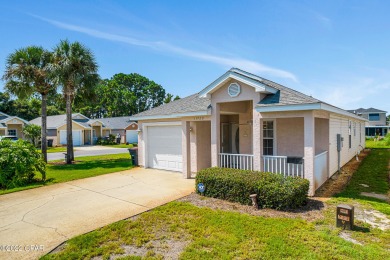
[228,83,241,97]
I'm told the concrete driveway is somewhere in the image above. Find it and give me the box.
[48,145,129,161]
[0,168,195,260]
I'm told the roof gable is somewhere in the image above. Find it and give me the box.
[198,68,278,98]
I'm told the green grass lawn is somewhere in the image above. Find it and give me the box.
[0,153,132,195]
[42,202,390,260]
[366,137,390,149]
[43,149,390,259]
[334,149,390,215]
[37,147,70,153]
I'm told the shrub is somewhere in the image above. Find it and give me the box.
[96,134,116,145]
[0,139,46,189]
[196,167,309,210]
[23,124,41,147]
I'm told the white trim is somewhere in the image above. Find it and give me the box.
[132,110,209,121]
[4,116,29,125]
[256,103,367,122]
[198,70,278,98]
[228,82,241,97]
[141,121,182,169]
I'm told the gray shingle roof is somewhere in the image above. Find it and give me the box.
[133,94,211,118]
[347,107,387,114]
[132,68,323,119]
[98,117,136,130]
[30,114,68,129]
[30,114,110,129]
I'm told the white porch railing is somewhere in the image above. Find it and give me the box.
[314,151,328,189]
[219,153,254,170]
[262,156,304,178]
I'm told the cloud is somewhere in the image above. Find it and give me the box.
[311,77,390,110]
[311,11,332,30]
[31,14,298,82]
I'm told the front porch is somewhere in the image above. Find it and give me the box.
[209,104,330,195]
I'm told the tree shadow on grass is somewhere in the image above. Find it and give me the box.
[48,159,132,171]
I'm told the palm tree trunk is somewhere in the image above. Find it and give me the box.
[66,92,74,164]
[41,93,48,163]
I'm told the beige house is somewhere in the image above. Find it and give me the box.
[133,68,367,196]
[30,113,111,146]
[0,112,29,138]
[30,114,138,146]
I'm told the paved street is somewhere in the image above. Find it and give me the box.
[0,168,194,260]
[48,146,129,161]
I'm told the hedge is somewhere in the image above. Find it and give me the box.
[195,167,309,210]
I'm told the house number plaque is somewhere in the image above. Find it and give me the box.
[336,204,354,230]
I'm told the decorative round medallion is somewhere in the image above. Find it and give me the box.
[228,83,241,97]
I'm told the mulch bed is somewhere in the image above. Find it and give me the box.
[178,193,325,222]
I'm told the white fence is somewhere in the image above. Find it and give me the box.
[262,156,304,178]
[314,151,328,189]
[219,153,254,170]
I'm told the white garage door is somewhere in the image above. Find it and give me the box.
[126,130,138,143]
[60,130,82,146]
[147,125,182,172]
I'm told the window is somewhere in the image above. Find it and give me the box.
[263,121,274,155]
[8,129,16,136]
[369,113,380,121]
[348,121,352,149]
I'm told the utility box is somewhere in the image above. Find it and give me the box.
[336,204,354,230]
[336,134,344,152]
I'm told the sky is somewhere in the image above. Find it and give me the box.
[0,0,389,113]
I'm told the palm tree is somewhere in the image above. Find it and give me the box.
[52,40,99,164]
[2,46,55,163]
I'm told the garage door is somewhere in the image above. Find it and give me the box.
[126,130,138,143]
[147,125,182,172]
[60,130,82,146]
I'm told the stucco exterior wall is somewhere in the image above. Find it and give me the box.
[315,118,329,155]
[276,118,304,157]
[211,79,261,169]
[329,113,365,176]
[195,121,211,172]
[7,124,23,138]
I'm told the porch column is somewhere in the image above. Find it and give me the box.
[211,103,220,167]
[253,111,261,171]
[182,120,191,178]
[90,129,93,145]
[304,111,315,196]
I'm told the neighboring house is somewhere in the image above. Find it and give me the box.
[30,113,111,146]
[0,112,29,139]
[347,108,389,137]
[132,68,367,196]
[98,117,138,144]
[30,114,138,146]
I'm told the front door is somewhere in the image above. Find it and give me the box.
[221,123,239,154]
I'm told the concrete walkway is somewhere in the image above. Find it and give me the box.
[0,168,195,260]
[48,146,129,161]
